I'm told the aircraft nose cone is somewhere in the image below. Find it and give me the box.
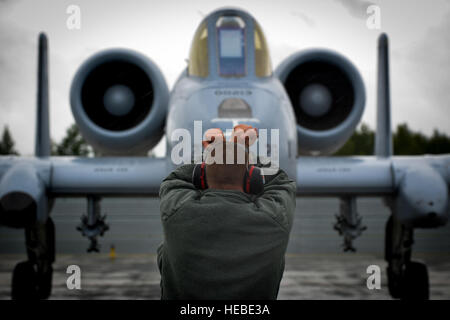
[299,84,332,117]
[103,84,135,116]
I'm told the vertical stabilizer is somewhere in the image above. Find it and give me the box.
[35,33,51,157]
[375,33,393,157]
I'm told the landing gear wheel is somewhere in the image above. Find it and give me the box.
[46,218,55,263]
[401,261,429,300]
[11,261,38,300]
[387,266,402,299]
[21,217,55,300]
[37,267,53,299]
[384,216,394,261]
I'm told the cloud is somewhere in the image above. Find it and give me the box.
[334,0,375,19]
[398,10,450,132]
[291,11,316,28]
[0,27,33,111]
[0,0,74,155]
[0,24,36,155]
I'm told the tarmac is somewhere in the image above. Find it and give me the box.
[1,197,449,299]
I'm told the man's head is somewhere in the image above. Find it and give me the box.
[202,125,258,192]
[205,142,248,191]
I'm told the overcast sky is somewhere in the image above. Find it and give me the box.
[0,0,449,156]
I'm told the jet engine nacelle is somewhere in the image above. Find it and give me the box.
[395,164,449,228]
[0,163,47,228]
[70,49,169,156]
[276,50,366,155]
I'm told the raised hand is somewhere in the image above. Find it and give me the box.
[231,124,258,147]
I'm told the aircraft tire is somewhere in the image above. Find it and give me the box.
[384,216,393,261]
[386,266,402,299]
[46,218,56,263]
[37,266,53,299]
[11,261,38,300]
[401,261,429,300]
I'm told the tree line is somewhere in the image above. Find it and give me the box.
[1,123,449,156]
[333,123,450,156]
[0,124,90,156]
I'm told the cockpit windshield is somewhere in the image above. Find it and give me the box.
[216,16,246,77]
[188,12,272,78]
[188,21,209,78]
[254,20,272,77]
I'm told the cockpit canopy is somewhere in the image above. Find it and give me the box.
[188,9,272,78]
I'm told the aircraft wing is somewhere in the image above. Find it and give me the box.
[0,157,167,198]
[50,157,167,195]
[295,156,393,196]
[295,155,450,197]
[2,155,449,197]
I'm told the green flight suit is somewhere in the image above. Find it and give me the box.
[157,164,296,299]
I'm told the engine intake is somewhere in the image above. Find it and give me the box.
[276,49,365,155]
[70,49,169,155]
[0,163,46,228]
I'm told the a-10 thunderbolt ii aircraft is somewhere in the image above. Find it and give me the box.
[0,7,448,300]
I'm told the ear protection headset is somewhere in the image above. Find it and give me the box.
[192,163,265,195]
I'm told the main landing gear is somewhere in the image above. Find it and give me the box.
[12,218,55,300]
[334,196,430,300]
[385,215,429,300]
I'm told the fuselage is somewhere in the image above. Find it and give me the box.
[165,74,298,177]
[164,8,298,177]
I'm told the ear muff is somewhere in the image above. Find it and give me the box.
[192,163,265,195]
[192,163,208,190]
[243,166,265,195]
